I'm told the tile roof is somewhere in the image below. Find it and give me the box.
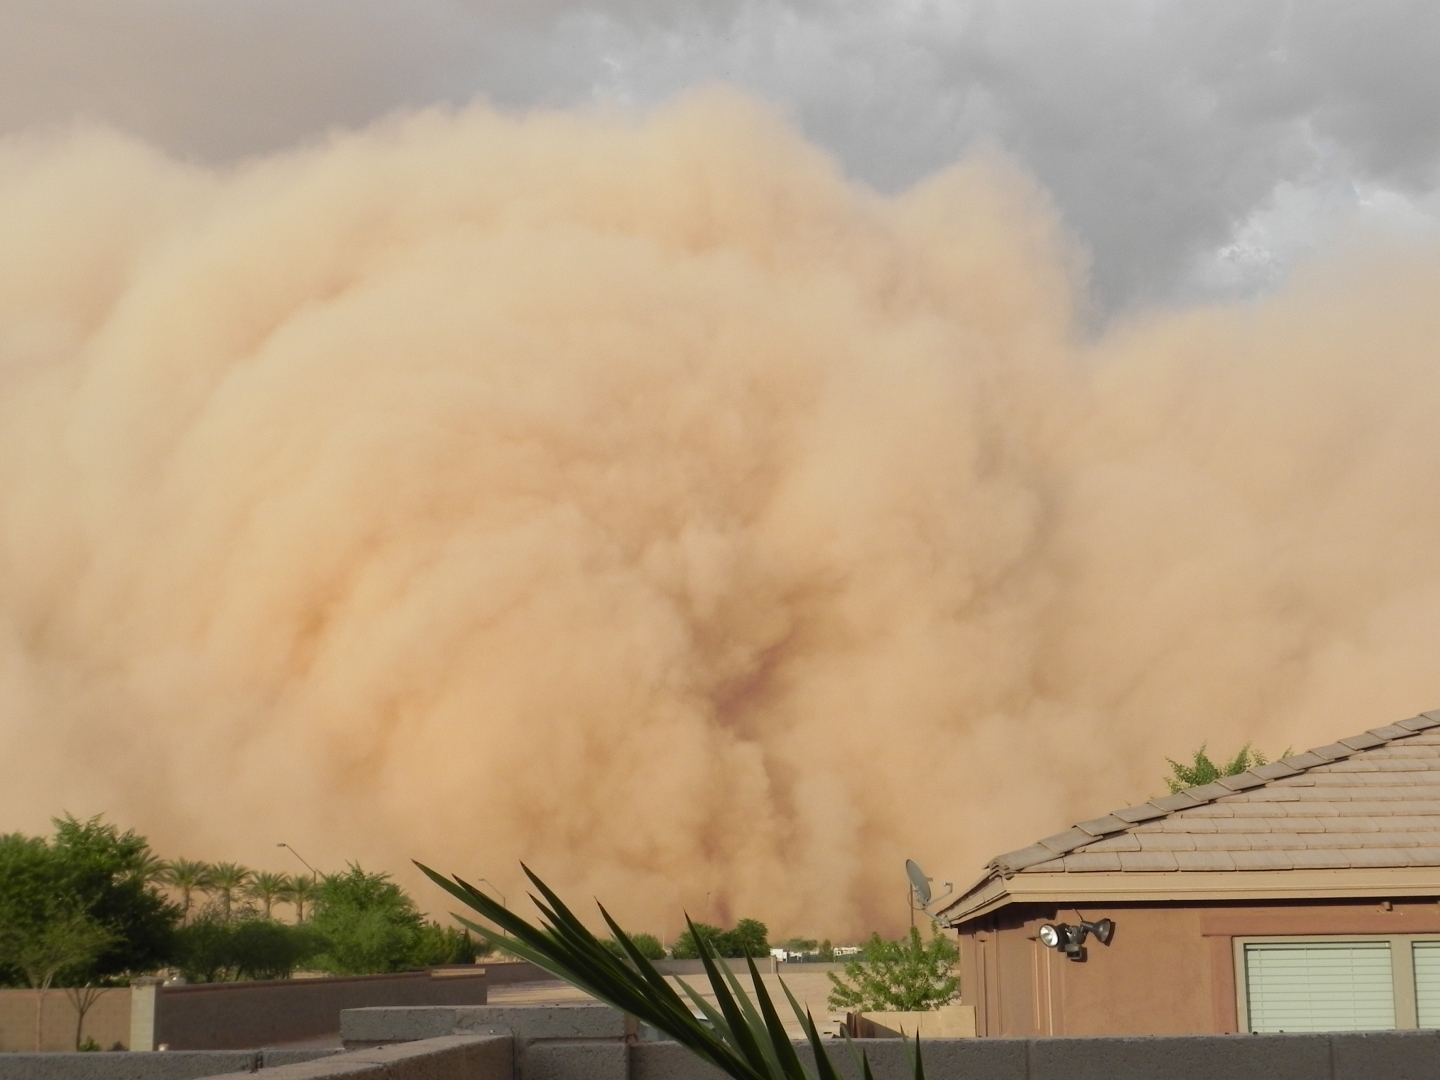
[989,711,1440,876]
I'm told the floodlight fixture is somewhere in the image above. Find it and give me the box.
[1037,918,1116,962]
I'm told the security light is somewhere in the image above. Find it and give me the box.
[1037,918,1115,961]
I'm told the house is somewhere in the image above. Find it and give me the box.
[931,710,1440,1037]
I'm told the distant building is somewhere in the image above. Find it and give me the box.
[932,711,1440,1036]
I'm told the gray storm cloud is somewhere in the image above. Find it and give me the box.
[2,1,1436,314]
[2,93,1439,937]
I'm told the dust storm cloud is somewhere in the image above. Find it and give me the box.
[1,92,1438,938]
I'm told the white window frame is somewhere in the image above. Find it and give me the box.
[1234,935,1440,1032]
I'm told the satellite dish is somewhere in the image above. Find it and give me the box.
[905,859,932,906]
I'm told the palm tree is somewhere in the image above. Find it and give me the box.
[206,863,254,919]
[158,859,213,923]
[126,850,170,887]
[286,874,318,923]
[245,871,293,919]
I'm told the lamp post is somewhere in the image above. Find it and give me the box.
[472,878,507,940]
[276,842,319,880]
[472,878,506,910]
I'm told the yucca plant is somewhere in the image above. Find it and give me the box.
[416,863,922,1080]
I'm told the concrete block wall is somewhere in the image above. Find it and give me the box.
[134,969,488,1051]
[0,1047,338,1080]
[12,1003,1440,1080]
[340,1003,1440,1080]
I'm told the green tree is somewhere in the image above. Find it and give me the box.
[1163,743,1287,793]
[671,922,725,960]
[245,872,294,919]
[64,983,113,1051]
[5,907,115,1050]
[601,932,667,960]
[0,816,179,987]
[308,864,426,974]
[159,859,213,924]
[826,927,958,1013]
[672,919,768,959]
[206,863,254,919]
[723,919,769,959]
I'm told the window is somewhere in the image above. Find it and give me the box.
[1244,942,1394,1032]
[1237,936,1440,1033]
[1413,942,1440,1028]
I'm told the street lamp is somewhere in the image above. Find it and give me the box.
[471,878,506,909]
[277,842,319,880]
[471,878,507,939]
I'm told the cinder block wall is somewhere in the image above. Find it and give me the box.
[341,1003,1440,1080]
[146,969,488,1050]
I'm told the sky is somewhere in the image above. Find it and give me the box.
[3,0,1438,318]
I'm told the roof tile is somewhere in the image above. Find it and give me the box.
[1174,850,1236,870]
[1340,732,1390,751]
[1111,804,1169,824]
[1235,789,1302,802]
[1039,828,1094,855]
[1247,832,1307,849]
[1184,782,1238,803]
[1302,832,1369,849]
[1250,761,1304,779]
[1135,833,1198,851]
[1230,850,1299,870]
[1286,849,1355,869]
[1116,851,1179,871]
[1058,852,1123,872]
[993,844,1058,872]
[1309,743,1359,761]
[1397,715,1440,731]
[1318,817,1382,833]
[1215,771,1268,791]
[1158,817,1217,833]
[1281,751,1332,769]
[1084,834,1142,852]
[1369,724,1418,740]
[1149,792,1204,812]
[1212,817,1273,833]
[1345,848,1412,868]
[1194,833,1250,850]
[1074,815,1132,838]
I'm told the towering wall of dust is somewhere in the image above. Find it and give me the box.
[2,91,1439,938]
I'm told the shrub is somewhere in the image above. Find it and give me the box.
[826,927,958,1012]
[174,911,323,982]
[601,932,666,960]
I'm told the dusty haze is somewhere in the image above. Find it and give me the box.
[1,91,1438,939]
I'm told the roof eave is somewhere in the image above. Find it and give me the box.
[934,866,1440,926]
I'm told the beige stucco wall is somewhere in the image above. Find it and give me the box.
[957,898,1440,1037]
[0,987,131,1052]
